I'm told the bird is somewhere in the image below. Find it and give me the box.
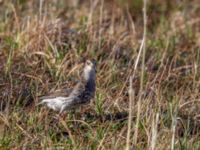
[37,59,96,114]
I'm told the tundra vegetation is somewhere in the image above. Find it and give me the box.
[0,0,199,149]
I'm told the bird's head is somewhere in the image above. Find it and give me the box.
[83,59,96,81]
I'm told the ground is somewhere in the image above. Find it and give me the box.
[0,0,200,149]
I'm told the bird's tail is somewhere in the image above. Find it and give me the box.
[35,99,48,106]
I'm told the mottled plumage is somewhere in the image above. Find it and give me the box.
[37,60,96,113]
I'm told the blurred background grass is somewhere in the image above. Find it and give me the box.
[0,0,200,149]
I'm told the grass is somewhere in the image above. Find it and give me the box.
[0,0,200,149]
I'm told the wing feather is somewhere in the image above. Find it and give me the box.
[39,88,71,100]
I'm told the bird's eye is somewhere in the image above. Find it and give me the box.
[86,61,91,65]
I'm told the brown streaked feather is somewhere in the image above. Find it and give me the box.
[39,88,72,100]
[38,79,85,100]
[70,81,85,97]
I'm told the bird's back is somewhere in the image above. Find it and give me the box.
[69,80,95,106]
[39,88,71,100]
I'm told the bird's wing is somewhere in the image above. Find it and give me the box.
[38,81,87,109]
[39,88,72,100]
[69,81,86,98]
[68,81,93,106]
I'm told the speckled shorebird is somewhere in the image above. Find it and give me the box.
[37,59,96,113]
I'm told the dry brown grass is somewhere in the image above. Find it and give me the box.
[0,0,200,149]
